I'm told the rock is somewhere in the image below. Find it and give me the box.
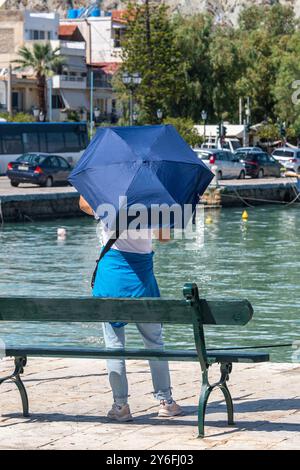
[0,1,300,26]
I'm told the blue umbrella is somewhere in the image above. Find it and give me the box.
[69,124,213,230]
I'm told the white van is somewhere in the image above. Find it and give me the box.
[201,138,241,153]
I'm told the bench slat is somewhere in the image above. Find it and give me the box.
[0,297,253,325]
[4,347,269,363]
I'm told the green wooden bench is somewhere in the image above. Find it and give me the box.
[0,283,269,437]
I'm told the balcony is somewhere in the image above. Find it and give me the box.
[52,75,87,90]
[59,41,86,57]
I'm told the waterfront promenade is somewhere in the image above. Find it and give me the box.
[0,358,299,450]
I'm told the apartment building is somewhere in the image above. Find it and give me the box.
[60,9,126,121]
[0,10,60,113]
[0,8,124,122]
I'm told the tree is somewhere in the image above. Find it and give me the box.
[14,43,64,115]
[208,26,241,122]
[119,1,186,123]
[172,14,214,122]
[236,4,297,123]
[163,116,202,147]
[238,3,296,36]
[272,32,300,125]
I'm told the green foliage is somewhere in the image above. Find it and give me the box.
[14,43,64,77]
[115,2,300,133]
[0,112,35,122]
[163,117,202,147]
[66,109,80,122]
[118,1,186,124]
[14,43,65,114]
[171,14,213,122]
[256,121,280,142]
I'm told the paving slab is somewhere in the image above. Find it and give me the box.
[0,358,299,450]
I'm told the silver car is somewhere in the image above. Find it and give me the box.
[272,147,300,174]
[195,148,246,180]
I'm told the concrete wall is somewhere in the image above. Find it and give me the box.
[0,193,84,222]
[0,11,24,68]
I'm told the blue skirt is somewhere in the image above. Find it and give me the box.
[92,249,160,327]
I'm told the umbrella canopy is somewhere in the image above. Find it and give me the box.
[69,124,213,230]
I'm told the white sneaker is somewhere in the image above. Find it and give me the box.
[107,403,133,422]
[158,400,183,417]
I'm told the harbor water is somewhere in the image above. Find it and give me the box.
[0,206,299,362]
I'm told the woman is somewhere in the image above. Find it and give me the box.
[80,196,182,422]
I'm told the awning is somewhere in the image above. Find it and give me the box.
[60,89,89,110]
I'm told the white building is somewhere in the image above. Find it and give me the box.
[60,10,126,120]
[0,8,124,122]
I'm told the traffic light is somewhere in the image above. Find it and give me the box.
[222,125,227,137]
[246,123,251,133]
[216,123,222,137]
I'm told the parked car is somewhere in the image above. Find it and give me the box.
[272,147,300,174]
[6,153,72,187]
[235,146,262,153]
[236,151,281,178]
[195,148,246,180]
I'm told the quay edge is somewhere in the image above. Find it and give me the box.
[0,178,299,222]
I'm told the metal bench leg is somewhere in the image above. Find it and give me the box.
[219,363,234,426]
[198,382,213,438]
[0,356,29,417]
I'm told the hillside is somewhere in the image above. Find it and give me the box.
[1,0,300,26]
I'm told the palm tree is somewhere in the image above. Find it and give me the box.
[14,43,65,115]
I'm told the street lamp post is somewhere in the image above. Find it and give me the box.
[122,72,142,125]
[47,77,53,122]
[156,108,163,123]
[89,67,94,139]
[201,110,207,142]
[245,105,251,146]
[33,106,40,122]
[94,106,100,122]
[133,110,138,124]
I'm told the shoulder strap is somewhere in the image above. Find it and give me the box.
[91,231,119,289]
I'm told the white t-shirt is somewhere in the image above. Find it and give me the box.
[101,223,153,254]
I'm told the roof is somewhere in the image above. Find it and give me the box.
[59,24,85,42]
[112,10,128,24]
[91,62,120,75]
[59,25,78,37]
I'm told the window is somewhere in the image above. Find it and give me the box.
[17,154,46,165]
[273,150,294,158]
[47,133,65,153]
[258,153,268,163]
[12,92,19,109]
[52,95,64,110]
[29,30,50,40]
[1,134,23,154]
[47,156,60,168]
[220,152,229,161]
[64,132,80,152]
[58,157,69,169]
[23,132,39,152]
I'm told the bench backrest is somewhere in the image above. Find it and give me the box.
[0,284,253,326]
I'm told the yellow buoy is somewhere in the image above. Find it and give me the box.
[242,210,248,221]
[205,216,213,224]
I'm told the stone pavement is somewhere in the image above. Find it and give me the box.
[0,358,299,450]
